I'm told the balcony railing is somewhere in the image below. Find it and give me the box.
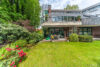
[82,17,100,25]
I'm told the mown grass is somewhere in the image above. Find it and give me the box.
[19,41,100,67]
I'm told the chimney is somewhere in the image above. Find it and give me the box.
[48,5,51,21]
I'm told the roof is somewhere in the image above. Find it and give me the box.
[51,9,82,12]
[82,2,100,11]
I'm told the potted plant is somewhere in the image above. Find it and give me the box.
[77,16,81,21]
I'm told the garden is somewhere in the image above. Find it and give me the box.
[0,0,100,67]
[0,0,43,67]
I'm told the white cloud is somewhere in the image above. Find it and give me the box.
[39,0,100,9]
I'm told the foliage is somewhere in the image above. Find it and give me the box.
[9,12,25,21]
[45,14,48,21]
[27,31,44,44]
[14,39,28,47]
[30,32,44,44]
[64,4,79,10]
[79,35,93,42]
[25,0,41,28]
[0,7,11,22]
[0,0,41,28]
[69,33,79,42]
[0,36,3,44]
[7,35,17,42]
[0,40,27,60]
[77,16,81,21]
[0,39,29,67]
[0,45,26,67]
[0,22,30,44]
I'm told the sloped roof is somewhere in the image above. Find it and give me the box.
[82,2,100,11]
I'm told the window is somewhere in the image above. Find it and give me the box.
[52,16,77,22]
[79,27,92,35]
[49,28,64,38]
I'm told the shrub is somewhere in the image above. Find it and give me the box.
[27,32,44,44]
[0,39,28,60]
[0,22,30,44]
[79,35,93,42]
[0,45,26,67]
[7,35,17,42]
[0,36,3,44]
[29,40,35,44]
[69,33,79,42]
[11,39,28,47]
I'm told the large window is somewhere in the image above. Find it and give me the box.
[52,16,77,22]
[49,28,64,38]
[79,27,92,35]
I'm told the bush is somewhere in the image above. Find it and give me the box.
[0,43,26,67]
[0,22,30,44]
[0,36,3,44]
[69,33,79,42]
[79,35,93,42]
[11,39,28,47]
[0,39,28,61]
[27,32,44,44]
[7,35,17,42]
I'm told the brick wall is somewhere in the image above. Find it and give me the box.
[92,26,100,38]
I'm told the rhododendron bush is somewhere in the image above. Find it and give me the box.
[0,45,26,67]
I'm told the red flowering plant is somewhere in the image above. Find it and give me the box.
[4,45,27,67]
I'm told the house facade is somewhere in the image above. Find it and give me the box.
[41,3,100,39]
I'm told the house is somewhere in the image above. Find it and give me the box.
[41,3,100,39]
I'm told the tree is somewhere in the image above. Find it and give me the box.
[64,4,79,10]
[0,0,41,28]
[25,0,41,28]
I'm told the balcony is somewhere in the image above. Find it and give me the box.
[82,17,100,26]
[42,21,82,27]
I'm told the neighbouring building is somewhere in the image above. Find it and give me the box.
[41,3,100,39]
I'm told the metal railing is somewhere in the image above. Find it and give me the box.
[82,17,100,25]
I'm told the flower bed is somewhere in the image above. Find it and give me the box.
[0,40,27,67]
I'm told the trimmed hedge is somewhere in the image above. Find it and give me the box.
[79,35,93,42]
[69,33,79,42]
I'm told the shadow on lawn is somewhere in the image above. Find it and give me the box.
[93,59,100,67]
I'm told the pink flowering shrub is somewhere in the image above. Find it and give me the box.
[0,40,29,67]
[3,45,27,67]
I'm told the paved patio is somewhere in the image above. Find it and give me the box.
[42,38,67,42]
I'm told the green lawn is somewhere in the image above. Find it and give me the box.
[19,41,100,67]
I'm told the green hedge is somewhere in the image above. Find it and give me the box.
[69,33,79,42]
[79,35,93,42]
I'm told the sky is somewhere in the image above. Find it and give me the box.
[39,0,100,9]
